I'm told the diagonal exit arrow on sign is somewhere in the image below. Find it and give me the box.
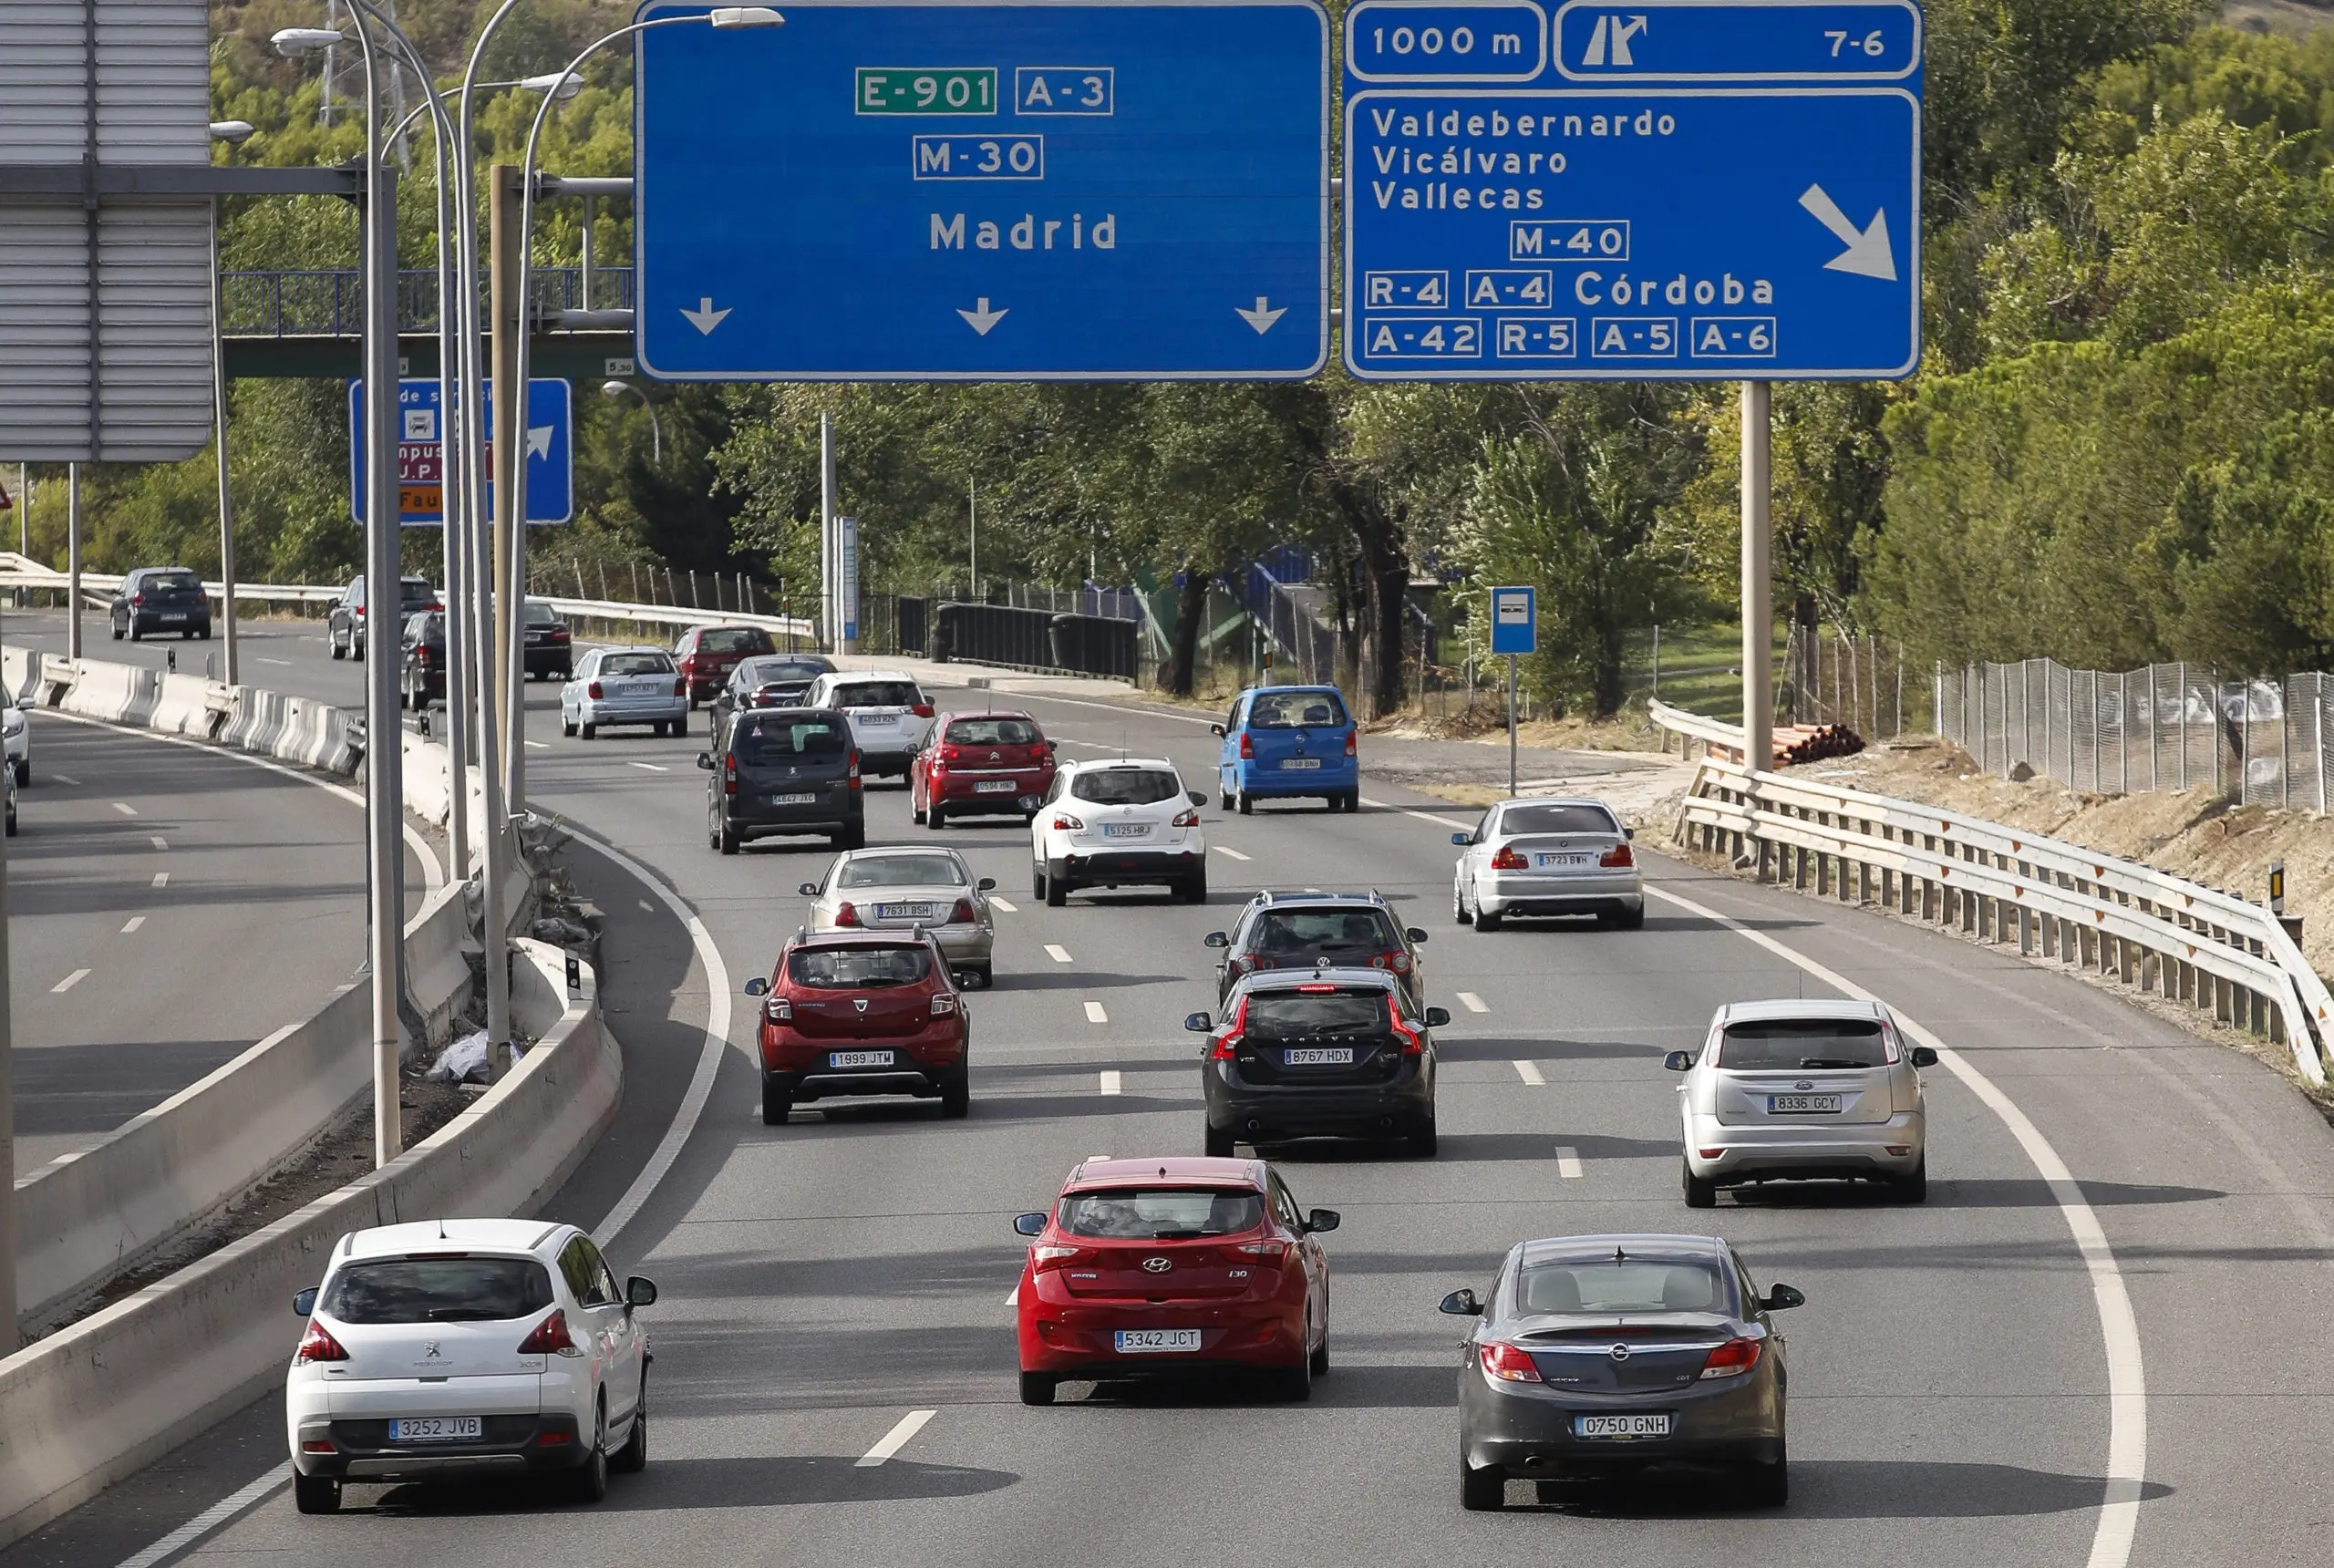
[1797,184,1896,282]
[526,425,553,460]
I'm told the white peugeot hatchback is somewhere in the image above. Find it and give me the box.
[1030,756,1209,905]
[286,1219,657,1513]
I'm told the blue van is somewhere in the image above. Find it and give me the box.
[1212,686,1359,813]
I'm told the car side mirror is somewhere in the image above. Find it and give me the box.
[1209,723,1225,737]
[695,752,714,770]
[798,882,820,897]
[1910,1046,1938,1068]
[976,877,997,892]
[1203,931,1230,949]
[1046,740,1057,752]
[1407,927,1429,944]
[955,970,982,991]
[744,977,769,996]
[1761,1284,1805,1312]
[1188,790,1207,808]
[294,1287,317,1316]
[625,1276,658,1309]
[1451,832,1471,846]
[1423,1006,1451,1028]
[1012,1212,1048,1237]
[1439,1288,1483,1316]
[1663,1050,1695,1072]
[1183,1011,1213,1033]
[1304,1209,1340,1233]
[1625,827,1637,840]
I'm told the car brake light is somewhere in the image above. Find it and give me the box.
[417,645,435,666]
[1297,983,1337,993]
[947,897,976,923]
[1172,809,1201,828]
[673,677,687,697]
[536,1430,573,1448]
[550,627,570,642]
[295,1319,349,1364]
[1238,731,1254,759]
[1052,812,1085,831]
[723,754,738,796]
[835,902,861,927]
[1490,845,1527,871]
[1601,843,1635,869]
[680,655,697,672]
[1231,1239,1289,1264]
[1387,951,1410,972]
[1699,1337,1762,1379]
[1389,1004,1427,1056]
[931,993,959,1016]
[130,592,145,607]
[518,1309,582,1357]
[848,749,862,790]
[1699,1148,1725,1159]
[1344,729,1357,758]
[1212,998,1248,1059]
[1031,1244,1083,1272]
[912,702,935,717]
[587,681,604,699]
[940,745,960,765]
[1479,1342,1543,1382]
[300,1439,337,1454]
[763,995,791,1023]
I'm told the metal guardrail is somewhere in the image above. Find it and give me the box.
[219,266,635,337]
[1649,698,1750,761]
[1675,755,2334,1086]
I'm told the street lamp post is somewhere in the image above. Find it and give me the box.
[209,119,253,687]
[601,380,662,467]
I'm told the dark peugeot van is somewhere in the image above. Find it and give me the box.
[699,708,865,854]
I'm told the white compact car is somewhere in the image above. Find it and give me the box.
[1668,998,1935,1207]
[286,1218,657,1513]
[4,696,26,785]
[802,670,931,779]
[562,646,689,739]
[1030,756,1209,905]
[1451,796,1642,930]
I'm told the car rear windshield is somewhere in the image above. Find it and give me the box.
[1247,690,1348,728]
[146,570,201,593]
[1243,989,1391,1037]
[1517,1259,1724,1315]
[1059,1188,1265,1239]
[743,658,826,686]
[398,579,435,604]
[838,853,964,889]
[787,945,932,988]
[832,681,921,707]
[1069,768,1181,806]
[1717,1018,1888,1070]
[525,600,560,625]
[735,717,846,760]
[1499,803,1620,836]
[697,627,769,655]
[1246,908,1399,956]
[946,717,1041,746]
[603,652,676,676]
[320,1256,555,1324]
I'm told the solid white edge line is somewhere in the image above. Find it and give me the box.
[1457,991,1489,1013]
[1099,1069,1122,1095]
[1513,1060,1544,1087]
[1083,1000,1108,1024]
[855,1408,936,1468]
[1554,1145,1583,1178]
[1642,882,2147,1568]
[111,1464,292,1568]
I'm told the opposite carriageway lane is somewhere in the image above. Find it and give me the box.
[25,670,2334,1568]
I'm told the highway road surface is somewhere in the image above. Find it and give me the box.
[7,645,2330,1568]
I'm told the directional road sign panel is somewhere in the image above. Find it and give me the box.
[1343,0,1920,380]
[348,378,573,527]
[633,0,1330,380]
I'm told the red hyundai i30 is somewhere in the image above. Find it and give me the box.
[1011,1156,1338,1406]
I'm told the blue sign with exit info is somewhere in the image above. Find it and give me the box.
[347,378,573,527]
[633,0,1331,380]
[1343,0,1922,381]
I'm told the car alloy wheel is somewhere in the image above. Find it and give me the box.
[570,1403,609,1504]
[612,1380,649,1474]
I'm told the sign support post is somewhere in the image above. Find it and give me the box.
[1741,380,1772,774]
[211,208,240,687]
[819,412,838,651]
[65,465,80,659]
[363,128,404,1170]
[1508,655,1520,798]
[1489,585,1537,798]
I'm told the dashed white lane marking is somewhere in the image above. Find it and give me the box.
[151,872,169,888]
[150,835,169,851]
[52,773,80,786]
[52,968,89,993]
[988,896,1017,913]
[1457,991,1488,1013]
[258,657,293,666]
[1007,1283,1019,1305]
[856,1409,935,1468]
[638,899,654,913]
[525,739,551,749]
[1555,1146,1583,1178]
[1304,886,1322,893]
[120,916,145,934]
[1213,845,1252,861]
[1359,795,1472,832]
[1513,1060,1545,1086]
[1045,944,1073,964]
[1100,1070,1122,1095]
[110,1464,290,1568]
[628,761,669,773]
[1083,1000,1109,1024]
[110,801,137,816]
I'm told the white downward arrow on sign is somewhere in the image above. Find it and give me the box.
[958,297,1007,335]
[1798,186,1895,281]
[680,296,731,335]
[1234,296,1286,335]
[526,425,553,459]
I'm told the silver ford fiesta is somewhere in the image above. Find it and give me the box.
[1443,1233,1802,1510]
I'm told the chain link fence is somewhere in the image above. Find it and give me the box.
[1936,660,2334,812]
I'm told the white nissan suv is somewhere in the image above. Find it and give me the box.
[1030,756,1209,905]
[286,1219,658,1513]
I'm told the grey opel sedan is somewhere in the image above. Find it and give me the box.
[1442,1233,1803,1510]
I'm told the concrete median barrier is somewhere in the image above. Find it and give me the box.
[0,942,617,1549]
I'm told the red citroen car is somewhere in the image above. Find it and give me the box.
[675,624,778,707]
[1012,1156,1338,1406]
[911,709,1058,829]
[743,930,970,1126]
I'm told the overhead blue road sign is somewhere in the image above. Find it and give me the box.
[348,378,573,527]
[1343,0,1920,380]
[1490,584,1535,655]
[633,1,1330,380]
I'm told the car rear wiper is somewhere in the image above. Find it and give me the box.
[424,1308,503,1322]
[1796,1057,1874,1070]
[1150,1229,1210,1240]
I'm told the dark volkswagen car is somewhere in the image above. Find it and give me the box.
[522,598,573,682]
[1188,968,1446,1159]
[398,611,446,709]
[109,566,212,641]
[698,707,865,853]
[1203,891,1429,1006]
[1441,1233,1802,1511]
[711,654,836,730]
[329,574,439,660]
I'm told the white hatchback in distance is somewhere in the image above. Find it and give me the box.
[1668,999,1935,1207]
[562,646,689,739]
[1030,757,1209,905]
[802,670,932,779]
[286,1219,656,1513]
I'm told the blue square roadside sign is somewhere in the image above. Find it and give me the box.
[1490,585,1535,655]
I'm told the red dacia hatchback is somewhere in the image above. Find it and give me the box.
[743,931,970,1126]
[1012,1157,1338,1406]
